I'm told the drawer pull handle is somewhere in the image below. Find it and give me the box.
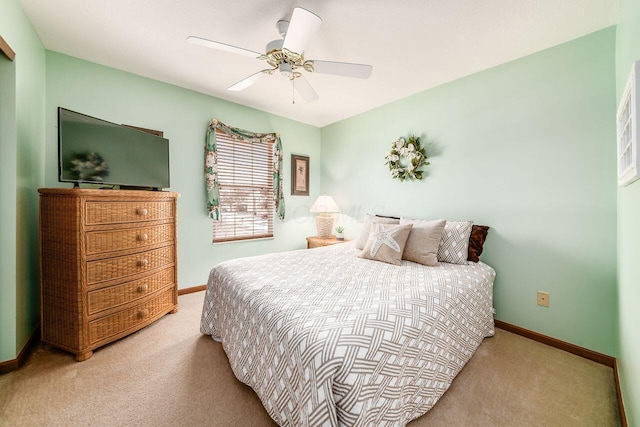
[138,308,149,319]
[135,208,148,216]
[137,284,149,293]
[137,233,149,242]
[137,259,149,267]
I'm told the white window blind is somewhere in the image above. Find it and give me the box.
[213,131,274,242]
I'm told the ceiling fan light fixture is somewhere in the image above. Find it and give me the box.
[279,62,293,77]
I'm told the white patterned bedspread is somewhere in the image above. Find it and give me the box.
[200,242,495,426]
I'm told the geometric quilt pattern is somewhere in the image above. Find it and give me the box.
[201,242,495,426]
[437,220,473,265]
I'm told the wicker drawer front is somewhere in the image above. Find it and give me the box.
[86,223,174,255]
[87,267,175,315]
[85,201,174,225]
[89,289,174,344]
[87,246,174,285]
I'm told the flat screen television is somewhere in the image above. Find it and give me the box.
[58,107,170,190]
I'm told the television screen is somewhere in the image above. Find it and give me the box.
[58,108,170,189]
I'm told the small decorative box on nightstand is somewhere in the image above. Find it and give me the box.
[306,236,349,249]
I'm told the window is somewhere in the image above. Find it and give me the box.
[618,61,640,187]
[213,131,274,242]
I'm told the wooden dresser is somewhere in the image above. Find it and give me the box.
[39,188,179,361]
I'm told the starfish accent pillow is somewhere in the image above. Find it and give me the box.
[355,213,400,249]
[359,223,413,265]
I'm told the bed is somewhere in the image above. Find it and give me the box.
[200,241,495,426]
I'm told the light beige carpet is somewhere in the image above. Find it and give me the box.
[0,292,621,426]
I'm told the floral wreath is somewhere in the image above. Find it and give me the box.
[384,135,428,181]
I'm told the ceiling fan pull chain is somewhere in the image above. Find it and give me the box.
[292,78,295,104]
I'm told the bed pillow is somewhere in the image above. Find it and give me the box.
[468,225,490,263]
[359,223,413,266]
[399,217,446,266]
[437,220,473,264]
[355,213,400,249]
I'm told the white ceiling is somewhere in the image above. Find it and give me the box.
[19,0,619,127]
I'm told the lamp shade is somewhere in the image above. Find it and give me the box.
[309,194,340,213]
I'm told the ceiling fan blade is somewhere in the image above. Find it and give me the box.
[293,75,319,102]
[228,70,270,91]
[282,8,322,54]
[187,36,261,59]
[310,60,373,79]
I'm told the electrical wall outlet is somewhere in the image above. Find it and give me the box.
[537,291,550,307]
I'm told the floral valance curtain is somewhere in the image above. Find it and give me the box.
[205,118,285,221]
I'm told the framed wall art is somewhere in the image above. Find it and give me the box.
[291,154,309,196]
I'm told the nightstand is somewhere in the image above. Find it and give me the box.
[306,236,349,249]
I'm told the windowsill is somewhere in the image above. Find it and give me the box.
[212,236,275,245]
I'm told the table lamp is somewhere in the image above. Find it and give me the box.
[309,194,340,238]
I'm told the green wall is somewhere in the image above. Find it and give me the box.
[0,0,46,362]
[615,0,640,423]
[2,9,633,422]
[45,51,321,291]
[321,28,618,356]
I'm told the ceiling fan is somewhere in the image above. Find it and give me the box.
[187,7,373,103]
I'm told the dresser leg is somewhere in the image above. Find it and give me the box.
[75,351,93,362]
[169,307,178,314]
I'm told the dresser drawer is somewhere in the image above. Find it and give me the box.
[86,246,174,285]
[86,223,175,255]
[87,267,175,315]
[88,288,175,345]
[85,201,174,225]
